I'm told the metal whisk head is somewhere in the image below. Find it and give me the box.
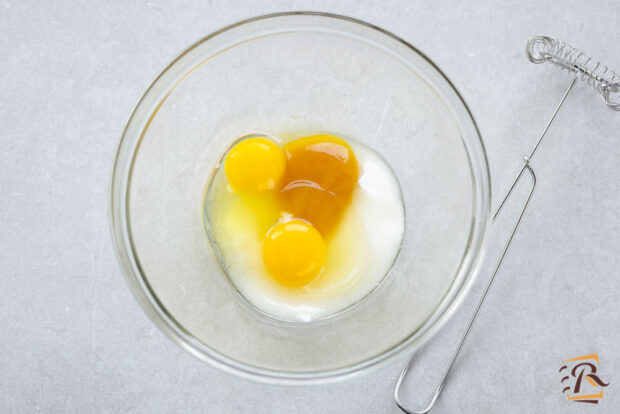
[526,35,620,110]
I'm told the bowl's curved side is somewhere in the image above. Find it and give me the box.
[110,11,491,384]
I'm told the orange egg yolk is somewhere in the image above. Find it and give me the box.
[279,134,359,235]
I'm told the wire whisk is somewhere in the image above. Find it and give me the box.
[394,34,619,413]
[526,35,620,110]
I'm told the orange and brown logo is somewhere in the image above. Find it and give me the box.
[560,354,609,404]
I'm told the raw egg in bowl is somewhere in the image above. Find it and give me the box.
[204,133,405,322]
[111,12,490,384]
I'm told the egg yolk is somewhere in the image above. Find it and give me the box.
[262,220,326,287]
[279,134,359,235]
[225,137,286,192]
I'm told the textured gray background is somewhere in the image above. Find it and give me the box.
[1,1,619,412]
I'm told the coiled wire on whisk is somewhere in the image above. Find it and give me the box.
[526,35,620,110]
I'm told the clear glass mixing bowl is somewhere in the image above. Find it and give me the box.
[110,12,491,384]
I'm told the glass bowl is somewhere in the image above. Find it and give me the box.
[111,12,491,384]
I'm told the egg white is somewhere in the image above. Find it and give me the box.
[204,137,405,322]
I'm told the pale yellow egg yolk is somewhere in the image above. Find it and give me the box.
[224,137,286,192]
[262,220,326,286]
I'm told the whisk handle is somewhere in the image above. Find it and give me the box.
[394,161,537,414]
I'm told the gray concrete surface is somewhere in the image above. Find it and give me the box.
[1,1,619,412]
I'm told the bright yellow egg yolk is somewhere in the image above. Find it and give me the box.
[224,137,286,192]
[262,220,326,287]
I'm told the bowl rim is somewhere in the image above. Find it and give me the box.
[110,11,491,385]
